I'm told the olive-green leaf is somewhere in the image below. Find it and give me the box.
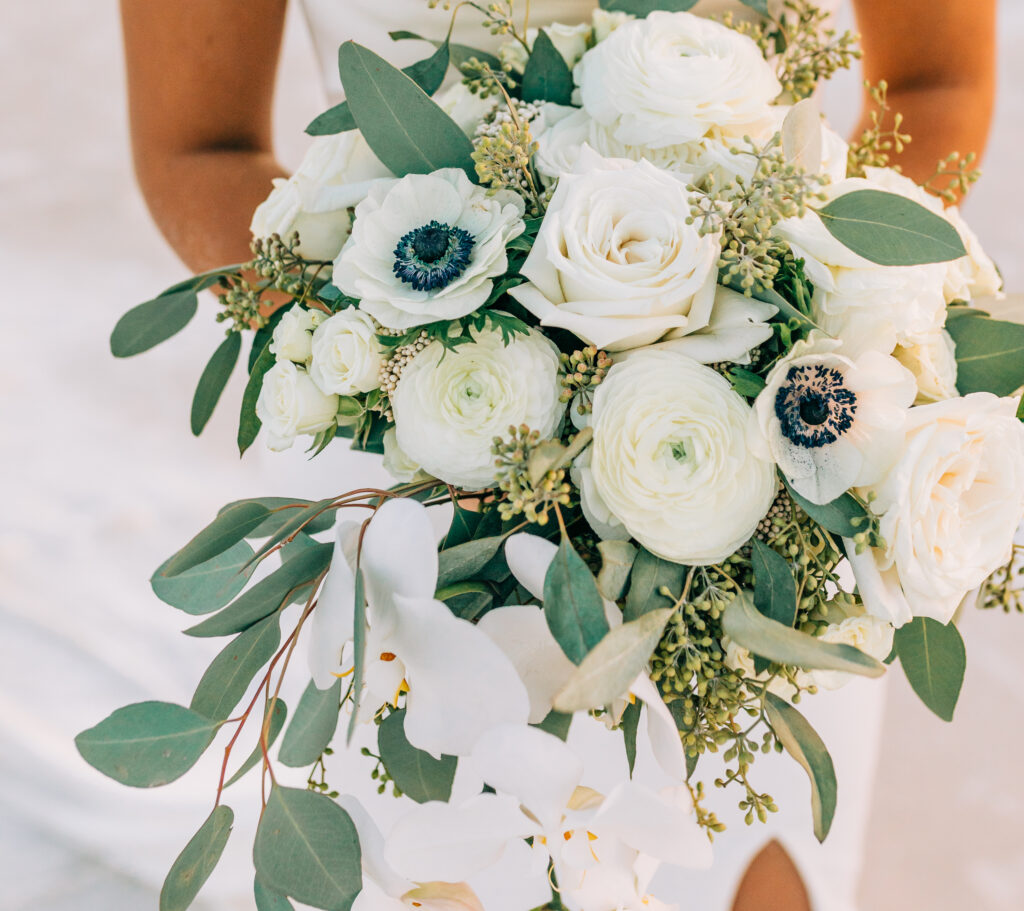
[191,332,241,436]
[279,679,342,768]
[239,338,276,456]
[599,0,698,13]
[162,502,271,577]
[533,709,572,742]
[160,806,234,911]
[721,593,885,677]
[248,497,340,567]
[253,786,362,911]
[378,709,457,803]
[553,608,672,712]
[521,29,574,106]
[437,535,506,588]
[597,540,638,602]
[76,702,218,788]
[620,699,642,777]
[624,548,686,621]
[388,30,502,71]
[893,617,966,722]
[255,878,295,911]
[346,569,368,745]
[338,42,475,179]
[752,540,797,628]
[224,497,338,539]
[110,291,195,358]
[151,539,257,615]
[764,692,837,842]
[544,536,611,665]
[784,481,868,539]
[190,616,281,722]
[185,543,332,638]
[816,189,967,266]
[945,310,1024,396]
[225,699,288,788]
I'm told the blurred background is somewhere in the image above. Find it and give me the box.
[1,1,1022,908]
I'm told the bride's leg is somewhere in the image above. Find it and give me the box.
[732,839,812,911]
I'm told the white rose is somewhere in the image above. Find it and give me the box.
[308,308,383,396]
[255,361,339,451]
[585,351,776,564]
[499,23,592,74]
[847,393,1024,626]
[391,323,563,489]
[436,82,497,137]
[575,12,781,149]
[591,8,632,43]
[270,305,320,364]
[250,132,392,261]
[382,427,429,483]
[808,614,894,690]
[893,328,959,403]
[335,169,526,330]
[509,154,720,351]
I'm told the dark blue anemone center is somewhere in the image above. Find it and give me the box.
[775,364,857,449]
[393,220,475,293]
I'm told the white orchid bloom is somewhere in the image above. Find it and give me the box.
[308,498,530,756]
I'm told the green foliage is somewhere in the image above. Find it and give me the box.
[279,679,343,768]
[190,616,281,722]
[620,700,641,776]
[76,702,218,788]
[751,540,798,673]
[255,879,296,911]
[227,497,338,539]
[248,496,339,566]
[598,0,698,13]
[347,570,368,745]
[436,535,506,589]
[191,332,241,436]
[151,539,257,615]
[253,786,362,911]
[533,709,573,742]
[521,30,573,105]
[239,338,276,455]
[225,700,288,787]
[543,536,611,665]
[944,308,1024,396]
[378,709,458,803]
[162,502,271,577]
[783,481,868,539]
[894,617,966,722]
[764,693,837,842]
[338,42,475,179]
[623,549,686,621]
[816,190,967,266]
[388,30,502,72]
[160,806,234,911]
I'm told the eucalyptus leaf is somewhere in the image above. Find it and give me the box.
[944,310,1024,396]
[764,692,837,842]
[784,480,868,539]
[346,569,368,745]
[255,879,295,911]
[76,702,218,788]
[159,806,234,911]
[544,537,611,665]
[721,593,885,677]
[226,497,337,539]
[521,29,574,105]
[279,679,343,768]
[751,540,798,674]
[533,709,573,742]
[436,535,506,588]
[598,0,699,13]
[253,786,362,911]
[248,497,339,567]
[111,291,196,358]
[441,504,483,549]
[894,617,966,722]
[191,332,241,436]
[816,190,967,266]
[554,608,672,712]
[378,709,457,803]
[151,539,256,615]
[621,700,641,777]
[388,30,502,71]
[225,700,288,787]
[239,338,276,455]
[190,616,281,722]
[163,502,271,578]
[624,549,686,621]
[597,540,638,602]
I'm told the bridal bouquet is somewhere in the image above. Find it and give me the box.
[80,1,1024,909]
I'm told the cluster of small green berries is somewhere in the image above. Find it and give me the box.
[359,746,405,798]
[980,543,1024,613]
[492,425,572,525]
[924,151,982,204]
[305,748,340,799]
[559,347,613,417]
[216,280,267,334]
[249,231,325,297]
[847,81,913,177]
[773,0,861,101]
[473,105,547,216]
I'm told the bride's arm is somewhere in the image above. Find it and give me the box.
[853,0,997,196]
[120,0,288,272]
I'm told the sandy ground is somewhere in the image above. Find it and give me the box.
[1,2,1023,909]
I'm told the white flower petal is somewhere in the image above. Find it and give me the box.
[504,534,558,601]
[308,521,359,689]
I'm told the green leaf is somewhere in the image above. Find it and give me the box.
[621,700,641,777]
[253,786,362,911]
[784,480,868,539]
[225,497,338,539]
[437,535,506,588]
[225,700,288,787]
[239,338,276,456]
[190,616,281,722]
[76,702,218,788]
[255,878,295,911]
[441,504,483,549]
[163,501,271,577]
[816,190,967,266]
[751,540,798,674]
[389,30,502,72]
[543,537,611,665]
[160,806,234,911]
[521,29,574,106]
[279,679,342,768]
[533,709,573,742]
[764,692,837,842]
[337,42,475,180]
[727,366,767,399]
[377,709,457,803]
[599,0,698,13]
[346,570,367,745]
[553,608,672,712]
[110,290,196,358]
[893,617,966,722]
[624,548,686,622]
[151,539,257,615]
[307,42,450,136]
[185,543,332,638]
[596,540,638,602]
[945,310,1024,396]
[247,496,339,567]
[721,593,885,677]
[191,332,242,436]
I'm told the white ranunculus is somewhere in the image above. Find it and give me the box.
[750,332,917,504]
[847,393,1024,626]
[436,82,497,137]
[308,308,383,396]
[334,169,525,330]
[586,351,777,564]
[509,155,720,351]
[894,328,959,403]
[270,305,320,364]
[808,614,895,691]
[391,323,563,489]
[381,427,428,484]
[255,360,338,451]
[250,132,392,261]
[575,12,781,149]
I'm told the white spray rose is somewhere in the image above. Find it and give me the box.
[847,393,1024,626]
[250,132,391,261]
[391,324,563,489]
[807,614,895,691]
[591,8,632,43]
[270,305,321,364]
[255,361,338,451]
[335,169,525,330]
[575,12,781,149]
[308,308,383,396]
[585,351,776,564]
[893,328,959,403]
